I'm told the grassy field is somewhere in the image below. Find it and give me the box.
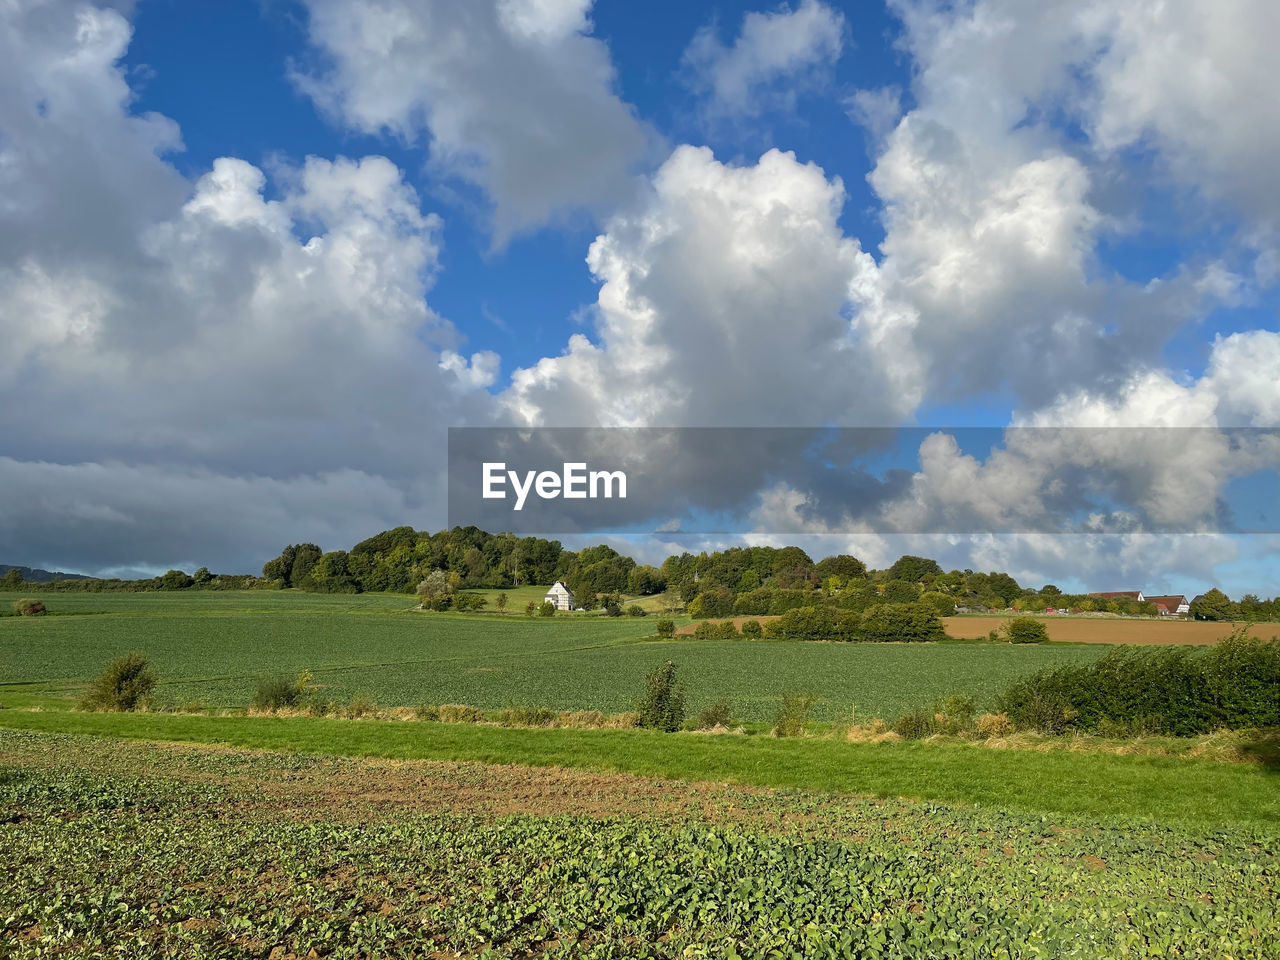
[3,708,1277,826]
[3,730,1278,959]
[0,591,1115,721]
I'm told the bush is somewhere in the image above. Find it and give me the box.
[892,706,938,740]
[12,598,46,616]
[697,699,731,729]
[773,693,817,737]
[453,592,487,612]
[344,692,377,719]
[975,711,1014,738]
[859,603,946,643]
[655,619,675,638]
[537,600,557,617]
[716,620,739,639]
[414,704,441,721]
[767,606,860,642]
[693,621,717,640]
[937,694,976,733]
[1003,617,1049,643]
[739,619,763,638]
[79,652,157,712]
[626,604,646,617]
[253,671,311,711]
[995,638,1280,736]
[637,661,685,732]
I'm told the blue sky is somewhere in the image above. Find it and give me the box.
[1,0,1278,594]
[120,0,910,376]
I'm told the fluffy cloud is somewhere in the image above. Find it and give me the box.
[682,0,845,117]
[295,0,656,242]
[502,145,911,428]
[0,0,496,573]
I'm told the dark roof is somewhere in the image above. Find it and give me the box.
[1145,595,1187,609]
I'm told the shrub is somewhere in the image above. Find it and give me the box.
[769,606,860,642]
[773,693,817,737]
[637,660,685,732]
[344,692,377,719]
[994,639,1280,736]
[697,699,731,729]
[537,600,557,617]
[936,694,976,733]
[414,704,441,721]
[253,671,312,711]
[739,619,763,638]
[438,703,486,724]
[693,621,717,640]
[626,604,646,617]
[859,603,946,643]
[453,592,487,612]
[12,598,46,616]
[716,620,739,639]
[655,619,675,638]
[1003,617,1049,643]
[79,652,157,712]
[893,706,938,740]
[602,594,623,617]
[524,601,537,616]
[975,711,1014,739]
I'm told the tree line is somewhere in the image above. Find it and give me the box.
[8,527,1278,621]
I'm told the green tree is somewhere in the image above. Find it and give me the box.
[1002,616,1049,643]
[887,555,942,583]
[637,660,685,732]
[1191,588,1234,621]
[494,592,508,613]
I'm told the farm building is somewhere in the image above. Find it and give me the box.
[1089,590,1146,602]
[544,581,576,611]
[1146,594,1190,617]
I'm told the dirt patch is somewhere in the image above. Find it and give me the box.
[944,616,1274,645]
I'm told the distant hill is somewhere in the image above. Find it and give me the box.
[0,564,91,583]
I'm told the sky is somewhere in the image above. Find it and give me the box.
[1,0,1279,595]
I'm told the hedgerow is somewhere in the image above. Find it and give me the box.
[999,630,1280,735]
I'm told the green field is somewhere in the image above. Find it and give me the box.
[0,591,1114,721]
[3,730,1278,959]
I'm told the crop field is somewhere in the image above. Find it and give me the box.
[944,615,1278,645]
[2,730,1278,959]
[0,591,1115,721]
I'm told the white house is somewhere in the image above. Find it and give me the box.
[544,581,576,611]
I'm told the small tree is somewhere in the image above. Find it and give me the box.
[417,569,453,607]
[637,660,685,732]
[626,604,646,617]
[716,620,739,639]
[80,652,157,712]
[494,593,508,613]
[1002,616,1049,643]
[602,594,622,617]
[655,619,675,638]
[525,600,538,616]
[538,600,556,617]
[4,568,25,589]
[740,619,763,638]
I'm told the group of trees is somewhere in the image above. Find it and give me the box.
[13,525,1280,621]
